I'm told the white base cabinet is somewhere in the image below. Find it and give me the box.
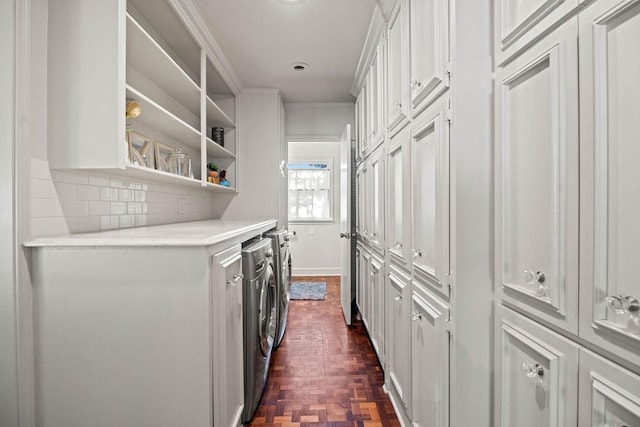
[26,220,276,427]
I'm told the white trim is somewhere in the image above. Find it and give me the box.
[292,268,341,276]
[15,0,35,424]
[287,134,341,142]
[241,88,281,94]
[284,102,355,108]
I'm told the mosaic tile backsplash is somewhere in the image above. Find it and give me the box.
[31,158,220,237]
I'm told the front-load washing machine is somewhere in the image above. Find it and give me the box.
[241,237,277,423]
[265,228,291,348]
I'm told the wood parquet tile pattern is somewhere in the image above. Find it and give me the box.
[248,276,400,427]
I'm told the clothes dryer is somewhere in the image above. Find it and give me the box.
[265,228,292,348]
[241,237,277,423]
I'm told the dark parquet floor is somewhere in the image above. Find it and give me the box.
[248,276,401,427]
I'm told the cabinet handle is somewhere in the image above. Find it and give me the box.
[370,270,378,277]
[411,249,422,258]
[227,273,244,287]
[411,311,423,321]
[522,363,544,380]
[606,295,640,314]
[393,101,402,109]
[394,296,402,302]
[393,241,403,249]
[411,79,422,88]
[523,270,547,297]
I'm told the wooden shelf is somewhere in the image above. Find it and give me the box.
[126,14,201,117]
[126,86,201,150]
[206,96,236,128]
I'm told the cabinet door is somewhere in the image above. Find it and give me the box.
[579,0,640,369]
[388,127,412,267]
[360,79,369,158]
[411,98,450,300]
[494,0,584,66]
[495,18,579,333]
[356,245,362,311]
[369,146,385,253]
[355,93,363,162]
[357,164,368,239]
[212,245,244,427]
[387,266,411,410]
[579,349,640,427]
[409,0,450,117]
[495,305,579,427]
[387,0,411,135]
[367,41,384,152]
[360,249,372,329]
[411,285,449,427]
[370,254,385,359]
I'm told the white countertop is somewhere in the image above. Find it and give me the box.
[24,219,278,248]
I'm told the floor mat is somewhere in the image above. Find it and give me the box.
[289,281,326,300]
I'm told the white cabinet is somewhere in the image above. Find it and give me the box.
[409,0,450,116]
[387,126,412,268]
[48,0,237,192]
[494,0,586,66]
[366,39,385,153]
[387,265,411,411]
[579,0,640,369]
[211,245,244,427]
[369,254,385,359]
[495,18,580,333]
[495,305,579,427]
[410,98,450,300]
[387,0,411,136]
[368,146,386,253]
[578,349,640,427]
[410,284,449,427]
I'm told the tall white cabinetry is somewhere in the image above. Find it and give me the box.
[355,0,493,426]
[222,90,287,227]
[48,0,238,192]
[495,1,640,426]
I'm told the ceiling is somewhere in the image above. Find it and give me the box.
[194,0,376,103]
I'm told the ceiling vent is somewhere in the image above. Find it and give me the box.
[290,62,310,71]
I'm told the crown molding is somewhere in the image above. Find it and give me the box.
[170,0,244,96]
[350,4,386,97]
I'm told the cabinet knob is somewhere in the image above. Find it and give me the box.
[411,79,422,88]
[411,311,423,321]
[393,101,402,109]
[523,270,547,297]
[521,362,544,380]
[393,241,403,249]
[411,249,422,258]
[394,295,402,302]
[227,273,244,287]
[606,295,640,314]
[370,270,378,277]
[265,249,273,258]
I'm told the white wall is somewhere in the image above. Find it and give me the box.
[1,0,19,424]
[284,103,354,276]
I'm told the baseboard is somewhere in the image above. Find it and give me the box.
[384,382,411,427]
[291,268,341,276]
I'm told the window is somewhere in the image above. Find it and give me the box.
[288,160,332,221]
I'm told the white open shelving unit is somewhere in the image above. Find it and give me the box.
[48,0,239,193]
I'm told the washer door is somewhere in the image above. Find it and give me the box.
[258,264,277,356]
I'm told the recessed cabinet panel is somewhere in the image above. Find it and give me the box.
[411,285,449,427]
[387,265,411,410]
[411,98,450,299]
[578,349,640,427]
[495,305,579,427]
[388,127,412,268]
[579,0,640,368]
[360,249,372,330]
[410,0,450,116]
[369,147,385,254]
[369,254,385,359]
[496,18,579,333]
[359,80,369,159]
[387,0,411,135]
[357,164,368,240]
[495,0,584,65]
